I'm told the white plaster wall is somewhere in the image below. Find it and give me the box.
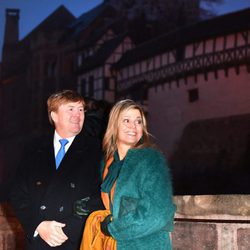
[148,65,250,157]
[205,39,214,53]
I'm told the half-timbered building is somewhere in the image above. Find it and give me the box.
[112,8,250,157]
[76,32,134,102]
[1,1,250,197]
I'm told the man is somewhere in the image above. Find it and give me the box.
[10,90,104,249]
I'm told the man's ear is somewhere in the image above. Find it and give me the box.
[51,111,57,123]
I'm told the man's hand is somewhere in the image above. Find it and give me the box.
[36,220,68,247]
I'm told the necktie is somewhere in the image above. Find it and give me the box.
[55,139,69,169]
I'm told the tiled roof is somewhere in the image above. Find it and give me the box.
[67,3,116,39]
[78,20,117,48]
[21,5,75,43]
[113,8,250,69]
[69,3,106,28]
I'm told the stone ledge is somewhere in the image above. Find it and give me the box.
[174,194,250,220]
[1,195,250,250]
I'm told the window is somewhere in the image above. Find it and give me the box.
[11,88,17,111]
[188,88,199,103]
[44,61,56,77]
[104,77,110,90]
[77,54,82,66]
[80,79,86,96]
[88,76,94,97]
[78,52,85,67]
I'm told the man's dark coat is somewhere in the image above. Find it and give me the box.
[10,131,103,250]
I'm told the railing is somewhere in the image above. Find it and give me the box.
[117,45,250,93]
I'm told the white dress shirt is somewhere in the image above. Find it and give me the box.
[54,130,75,157]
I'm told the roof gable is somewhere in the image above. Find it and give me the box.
[21,5,75,42]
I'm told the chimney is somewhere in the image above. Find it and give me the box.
[2,9,20,64]
[4,9,20,45]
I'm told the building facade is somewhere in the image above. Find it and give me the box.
[1,2,250,197]
[112,8,250,156]
[111,8,250,194]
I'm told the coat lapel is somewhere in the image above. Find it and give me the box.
[54,134,88,174]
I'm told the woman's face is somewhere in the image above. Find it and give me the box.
[116,108,143,152]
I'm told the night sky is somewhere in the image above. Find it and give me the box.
[0,0,102,60]
[0,0,250,61]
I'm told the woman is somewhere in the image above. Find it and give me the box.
[81,99,176,250]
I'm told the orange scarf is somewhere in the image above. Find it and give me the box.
[80,158,117,250]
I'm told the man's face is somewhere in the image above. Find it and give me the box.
[51,101,85,138]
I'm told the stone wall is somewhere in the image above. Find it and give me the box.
[169,112,250,195]
[173,195,250,250]
[0,203,24,249]
[1,195,250,249]
[173,221,250,249]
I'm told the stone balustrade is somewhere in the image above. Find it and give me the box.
[1,195,250,249]
[173,195,250,249]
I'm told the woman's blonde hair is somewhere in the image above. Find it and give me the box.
[103,99,151,160]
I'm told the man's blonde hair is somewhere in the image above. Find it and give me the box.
[47,90,85,125]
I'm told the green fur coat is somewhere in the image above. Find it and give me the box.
[104,147,176,250]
